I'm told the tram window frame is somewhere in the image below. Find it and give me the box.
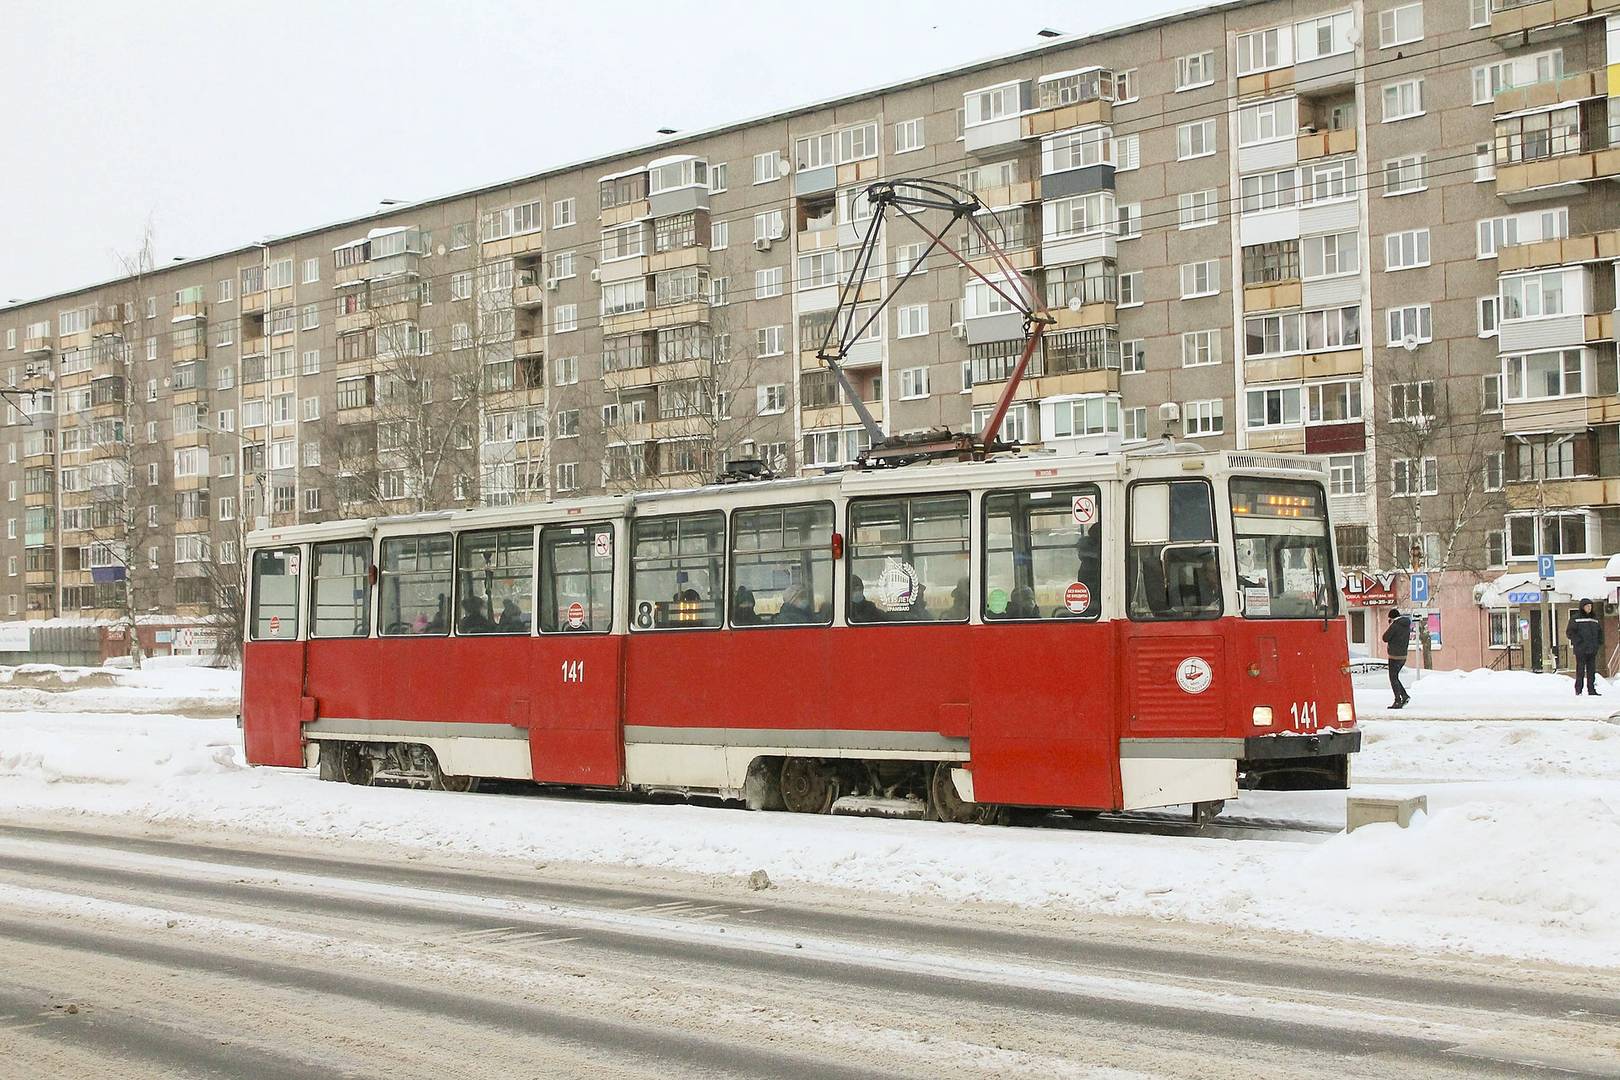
[845,492,972,625]
[308,539,372,638]
[630,510,727,630]
[249,546,301,640]
[728,501,835,629]
[378,533,454,637]
[539,521,615,634]
[454,526,535,635]
[982,484,1104,622]
[1229,477,1338,620]
[1125,479,1223,622]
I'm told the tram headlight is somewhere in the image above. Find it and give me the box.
[1337,702,1355,726]
[1251,706,1274,727]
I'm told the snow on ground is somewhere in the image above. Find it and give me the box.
[1355,666,1620,722]
[1,664,1618,969]
[0,662,238,716]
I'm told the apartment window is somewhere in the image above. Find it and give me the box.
[1121,339,1145,374]
[297,303,317,330]
[709,162,728,193]
[755,267,784,299]
[1389,380,1436,421]
[1044,191,1115,239]
[753,210,785,242]
[1296,11,1354,61]
[1180,261,1217,299]
[1392,457,1439,497]
[217,278,234,303]
[757,384,787,415]
[1301,232,1357,280]
[302,443,320,467]
[1386,305,1432,346]
[1383,155,1425,195]
[1245,240,1301,285]
[1178,190,1217,229]
[554,304,578,333]
[1510,511,1589,559]
[1470,0,1490,28]
[1477,216,1517,258]
[1304,304,1362,350]
[1241,168,1296,214]
[1381,80,1424,122]
[707,221,729,252]
[1504,348,1584,400]
[601,281,646,316]
[755,325,783,357]
[1246,385,1302,429]
[1384,229,1430,271]
[297,257,318,285]
[1235,26,1287,76]
[1245,313,1303,358]
[1501,271,1567,320]
[753,151,783,184]
[896,242,928,276]
[1118,272,1142,307]
[1378,3,1423,48]
[554,410,580,439]
[1115,134,1140,171]
[899,367,930,399]
[1114,68,1138,103]
[1479,297,1500,338]
[266,259,293,289]
[1300,157,1356,204]
[894,117,924,154]
[709,276,730,307]
[146,338,157,361]
[553,198,575,228]
[1482,372,1504,412]
[1237,98,1295,147]
[1307,380,1363,424]
[1175,51,1214,90]
[301,396,320,422]
[553,355,579,386]
[1123,406,1147,442]
[1328,454,1366,496]
[1485,451,1505,492]
[1182,330,1220,367]
[1486,529,1508,571]
[1177,119,1218,160]
[1184,399,1224,435]
[897,304,929,338]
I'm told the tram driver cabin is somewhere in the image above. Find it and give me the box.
[241,447,1360,822]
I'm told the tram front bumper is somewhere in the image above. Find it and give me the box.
[1239,729,1361,790]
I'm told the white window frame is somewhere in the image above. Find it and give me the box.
[1378,3,1423,48]
[1175,51,1215,91]
[1384,229,1431,271]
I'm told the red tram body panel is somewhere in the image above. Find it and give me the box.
[242,450,1359,817]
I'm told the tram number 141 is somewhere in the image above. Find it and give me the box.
[561,659,585,684]
[1289,701,1319,730]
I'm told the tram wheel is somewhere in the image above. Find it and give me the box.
[339,742,374,786]
[928,763,1004,825]
[421,748,477,793]
[779,758,836,814]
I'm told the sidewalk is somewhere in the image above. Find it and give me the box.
[1354,667,1620,722]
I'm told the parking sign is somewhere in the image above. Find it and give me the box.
[1409,572,1430,604]
[1538,554,1556,583]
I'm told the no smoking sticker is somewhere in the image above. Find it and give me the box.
[1064,581,1091,614]
[566,602,586,629]
[592,532,611,559]
[269,615,282,636]
[1071,495,1097,526]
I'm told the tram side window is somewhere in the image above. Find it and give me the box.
[250,548,300,640]
[540,523,614,633]
[847,494,970,623]
[310,540,371,638]
[379,534,453,636]
[631,512,725,629]
[730,502,834,627]
[457,527,533,634]
[1127,480,1221,621]
[983,486,1103,621]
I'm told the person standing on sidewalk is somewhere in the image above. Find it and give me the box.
[1383,608,1412,709]
[1567,598,1604,696]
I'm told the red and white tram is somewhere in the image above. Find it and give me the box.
[242,446,1360,822]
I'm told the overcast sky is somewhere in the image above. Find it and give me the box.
[1,0,1195,303]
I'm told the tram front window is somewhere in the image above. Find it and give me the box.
[1230,477,1336,619]
[1127,480,1221,621]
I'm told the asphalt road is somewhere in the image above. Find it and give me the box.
[0,821,1615,1079]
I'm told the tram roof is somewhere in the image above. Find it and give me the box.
[247,446,1326,548]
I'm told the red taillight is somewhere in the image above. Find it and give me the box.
[831,532,845,560]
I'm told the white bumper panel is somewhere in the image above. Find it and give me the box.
[1119,757,1238,812]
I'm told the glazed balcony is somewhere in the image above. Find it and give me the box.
[1489,0,1620,42]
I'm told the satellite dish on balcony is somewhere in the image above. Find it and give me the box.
[1067,296,1083,312]
[1345,26,1361,46]
[1401,333,1421,352]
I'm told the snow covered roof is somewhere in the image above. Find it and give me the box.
[1607,553,1620,582]
[647,154,699,170]
[1478,568,1616,607]
[367,226,408,240]
[597,165,647,183]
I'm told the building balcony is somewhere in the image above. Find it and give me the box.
[600,200,650,229]
[1048,302,1115,331]
[1498,227,1620,271]
[240,290,267,314]
[803,400,883,432]
[601,301,710,338]
[513,282,547,309]
[1244,347,1363,386]
[1494,145,1620,203]
[974,180,1040,208]
[24,569,55,588]
[481,230,543,260]
[1502,392,1620,434]
[1489,0,1620,42]
[1236,67,1295,100]
[240,336,267,358]
[1246,427,1308,453]
[1021,97,1112,141]
[22,333,52,355]
[1504,475,1620,510]
[648,246,709,274]
[91,315,123,338]
[335,310,371,335]
[1587,312,1616,342]
[171,301,207,323]
[174,515,211,535]
[513,335,546,359]
[602,356,713,393]
[1243,280,1302,312]
[173,342,206,364]
[23,490,53,509]
[1297,127,1356,161]
[797,225,839,252]
[1495,69,1607,116]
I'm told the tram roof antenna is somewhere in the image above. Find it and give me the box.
[814,178,1053,467]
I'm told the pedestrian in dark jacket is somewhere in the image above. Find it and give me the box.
[1383,608,1412,708]
[1567,598,1604,696]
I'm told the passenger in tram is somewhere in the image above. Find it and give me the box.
[849,575,882,623]
[426,594,448,634]
[732,586,759,625]
[459,595,495,634]
[497,597,526,631]
[943,577,970,621]
[776,582,814,624]
[1007,585,1040,620]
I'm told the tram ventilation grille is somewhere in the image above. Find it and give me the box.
[1227,453,1327,474]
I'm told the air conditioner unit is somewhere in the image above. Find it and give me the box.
[589,268,601,282]
[545,278,559,291]
[951,323,967,340]
[753,237,773,252]
[1158,402,1182,423]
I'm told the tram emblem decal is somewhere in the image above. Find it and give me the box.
[877,557,920,613]
[1176,656,1213,695]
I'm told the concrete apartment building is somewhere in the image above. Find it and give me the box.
[0,0,1617,669]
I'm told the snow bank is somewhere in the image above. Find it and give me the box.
[0,663,238,716]
[1356,667,1619,721]
[2,709,1617,969]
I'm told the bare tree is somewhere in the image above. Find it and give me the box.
[1374,347,1506,666]
[199,513,248,667]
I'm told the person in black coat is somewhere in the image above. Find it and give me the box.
[1383,608,1412,709]
[1567,598,1605,696]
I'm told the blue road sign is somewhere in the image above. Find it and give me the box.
[1506,590,1543,605]
[1538,554,1556,582]
[1410,572,1431,604]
